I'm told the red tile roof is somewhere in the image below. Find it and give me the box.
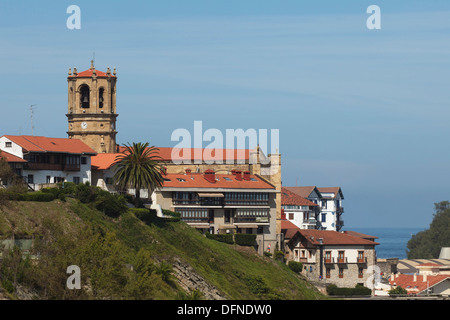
[69,68,116,78]
[91,147,251,170]
[318,187,344,199]
[389,274,450,294]
[2,135,96,155]
[0,150,27,163]
[342,230,378,240]
[284,186,318,198]
[281,220,379,246]
[281,187,317,207]
[161,172,275,190]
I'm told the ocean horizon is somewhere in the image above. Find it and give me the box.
[346,227,425,260]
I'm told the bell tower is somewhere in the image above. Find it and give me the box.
[67,61,118,153]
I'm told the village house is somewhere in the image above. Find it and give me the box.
[0,135,96,190]
[284,186,344,231]
[282,219,379,288]
[388,263,450,296]
[281,187,318,229]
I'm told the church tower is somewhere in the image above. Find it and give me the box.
[67,61,118,153]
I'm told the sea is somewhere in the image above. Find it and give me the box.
[349,227,425,260]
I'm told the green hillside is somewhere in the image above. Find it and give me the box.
[0,197,324,300]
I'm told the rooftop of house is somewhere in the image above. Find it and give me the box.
[281,187,317,207]
[0,150,27,163]
[91,146,251,170]
[1,135,97,155]
[281,220,379,246]
[389,274,450,294]
[161,171,276,190]
[283,186,319,199]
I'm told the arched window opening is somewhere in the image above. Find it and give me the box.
[80,85,90,108]
[99,88,104,108]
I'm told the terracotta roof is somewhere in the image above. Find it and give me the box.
[91,147,251,170]
[284,186,319,198]
[318,187,344,199]
[161,172,275,190]
[0,150,27,163]
[2,135,96,155]
[389,274,450,294]
[281,220,300,240]
[281,220,379,246]
[343,230,378,240]
[91,153,119,170]
[281,187,317,207]
[69,68,116,78]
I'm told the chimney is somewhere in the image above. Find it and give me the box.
[235,170,242,181]
[204,169,216,183]
[390,274,394,282]
[281,208,286,220]
[423,274,427,282]
[413,273,417,282]
[231,169,236,175]
[185,168,191,174]
[243,171,250,181]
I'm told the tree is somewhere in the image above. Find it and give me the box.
[112,142,165,205]
[407,201,450,259]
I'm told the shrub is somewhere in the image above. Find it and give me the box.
[263,251,272,258]
[94,191,128,218]
[326,284,371,296]
[205,233,234,244]
[274,250,284,262]
[389,286,408,296]
[234,234,256,246]
[288,261,303,273]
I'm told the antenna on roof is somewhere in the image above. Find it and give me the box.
[30,104,37,136]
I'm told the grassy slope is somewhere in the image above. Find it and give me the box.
[0,199,324,300]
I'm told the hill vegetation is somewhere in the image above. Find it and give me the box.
[0,183,324,300]
[407,201,450,259]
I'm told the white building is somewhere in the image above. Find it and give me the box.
[317,187,344,231]
[284,186,344,231]
[0,135,96,190]
[281,187,319,229]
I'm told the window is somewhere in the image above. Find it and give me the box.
[223,177,232,181]
[80,85,90,108]
[27,174,34,184]
[321,213,326,222]
[46,176,51,184]
[325,251,332,263]
[338,251,345,263]
[99,88,104,108]
[81,157,87,165]
[339,268,344,278]
[73,177,80,184]
[326,268,331,278]
[321,200,327,209]
[358,267,364,278]
[358,251,365,263]
[289,213,294,220]
[5,142,12,148]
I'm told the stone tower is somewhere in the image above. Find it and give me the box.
[67,61,118,153]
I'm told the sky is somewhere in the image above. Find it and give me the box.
[1,0,450,228]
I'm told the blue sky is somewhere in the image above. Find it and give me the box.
[1,1,450,228]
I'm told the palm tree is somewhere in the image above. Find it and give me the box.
[112,142,165,205]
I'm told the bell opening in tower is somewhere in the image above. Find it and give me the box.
[80,84,90,108]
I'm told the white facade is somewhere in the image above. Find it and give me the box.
[282,205,317,229]
[318,191,344,231]
[0,136,93,190]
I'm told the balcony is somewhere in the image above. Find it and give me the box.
[357,257,367,264]
[337,257,347,264]
[324,257,334,264]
